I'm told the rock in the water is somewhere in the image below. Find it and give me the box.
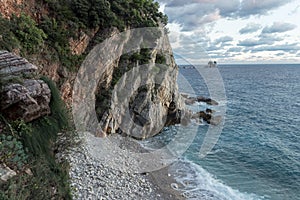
[165,101,181,127]
[196,111,212,124]
[197,96,218,105]
[181,94,218,106]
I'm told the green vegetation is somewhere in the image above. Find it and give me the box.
[156,53,167,64]
[0,0,167,71]
[12,14,47,54]
[0,0,168,198]
[0,14,46,55]
[0,133,28,171]
[0,78,73,200]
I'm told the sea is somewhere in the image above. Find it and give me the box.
[140,64,300,200]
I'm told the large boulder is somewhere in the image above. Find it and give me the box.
[0,51,51,122]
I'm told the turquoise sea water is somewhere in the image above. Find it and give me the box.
[142,64,300,200]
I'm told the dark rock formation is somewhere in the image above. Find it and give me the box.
[196,96,218,105]
[0,51,51,122]
[206,108,213,114]
[182,94,218,106]
[165,101,181,127]
[192,111,212,124]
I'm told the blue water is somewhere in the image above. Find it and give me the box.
[142,64,300,200]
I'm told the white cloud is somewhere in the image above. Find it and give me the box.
[157,0,300,63]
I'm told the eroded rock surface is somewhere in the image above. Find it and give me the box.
[0,51,51,122]
[73,28,184,139]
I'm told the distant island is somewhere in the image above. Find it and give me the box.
[208,60,218,67]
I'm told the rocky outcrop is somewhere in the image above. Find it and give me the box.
[182,94,221,125]
[183,95,218,106]
[192,111,212,124]
[164,99,181,127]
[0,51,51,122]
[197,96,218,105]
[0,51,37,76]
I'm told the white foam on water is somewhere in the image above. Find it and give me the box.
[169,159,265,200]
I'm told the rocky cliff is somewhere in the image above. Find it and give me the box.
[72,27,183,139]
[0,0,180,140]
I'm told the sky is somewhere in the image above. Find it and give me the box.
[156,0,300,64]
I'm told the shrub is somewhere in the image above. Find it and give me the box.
[11,14,47,55]
[0,134,28,170]
[18,76,71,157]
[0,14,20,51]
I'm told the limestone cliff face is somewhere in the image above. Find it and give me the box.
[86,28,183,139]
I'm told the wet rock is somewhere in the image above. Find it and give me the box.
[197,96,218,105]
[165,101,181,127]
[181,94,218,106]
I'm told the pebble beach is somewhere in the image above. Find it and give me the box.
[66,133,185,200]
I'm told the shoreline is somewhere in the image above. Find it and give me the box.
[148,166,185,200]
[66,133,186,199]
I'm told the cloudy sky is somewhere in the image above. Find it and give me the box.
[157,0,300,64]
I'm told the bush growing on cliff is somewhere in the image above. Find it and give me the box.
[11,14,47,55]
[0,133,28,170]
[22,76,71,156]
[0,13,47,55]
[0,14,20,52]
[0,77,72,200]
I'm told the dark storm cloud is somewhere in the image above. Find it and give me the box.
[275,52,285,56]
[157,0,299,63]
[163,3,222,31]
[239,23,262,34]
[262,22,297,33]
